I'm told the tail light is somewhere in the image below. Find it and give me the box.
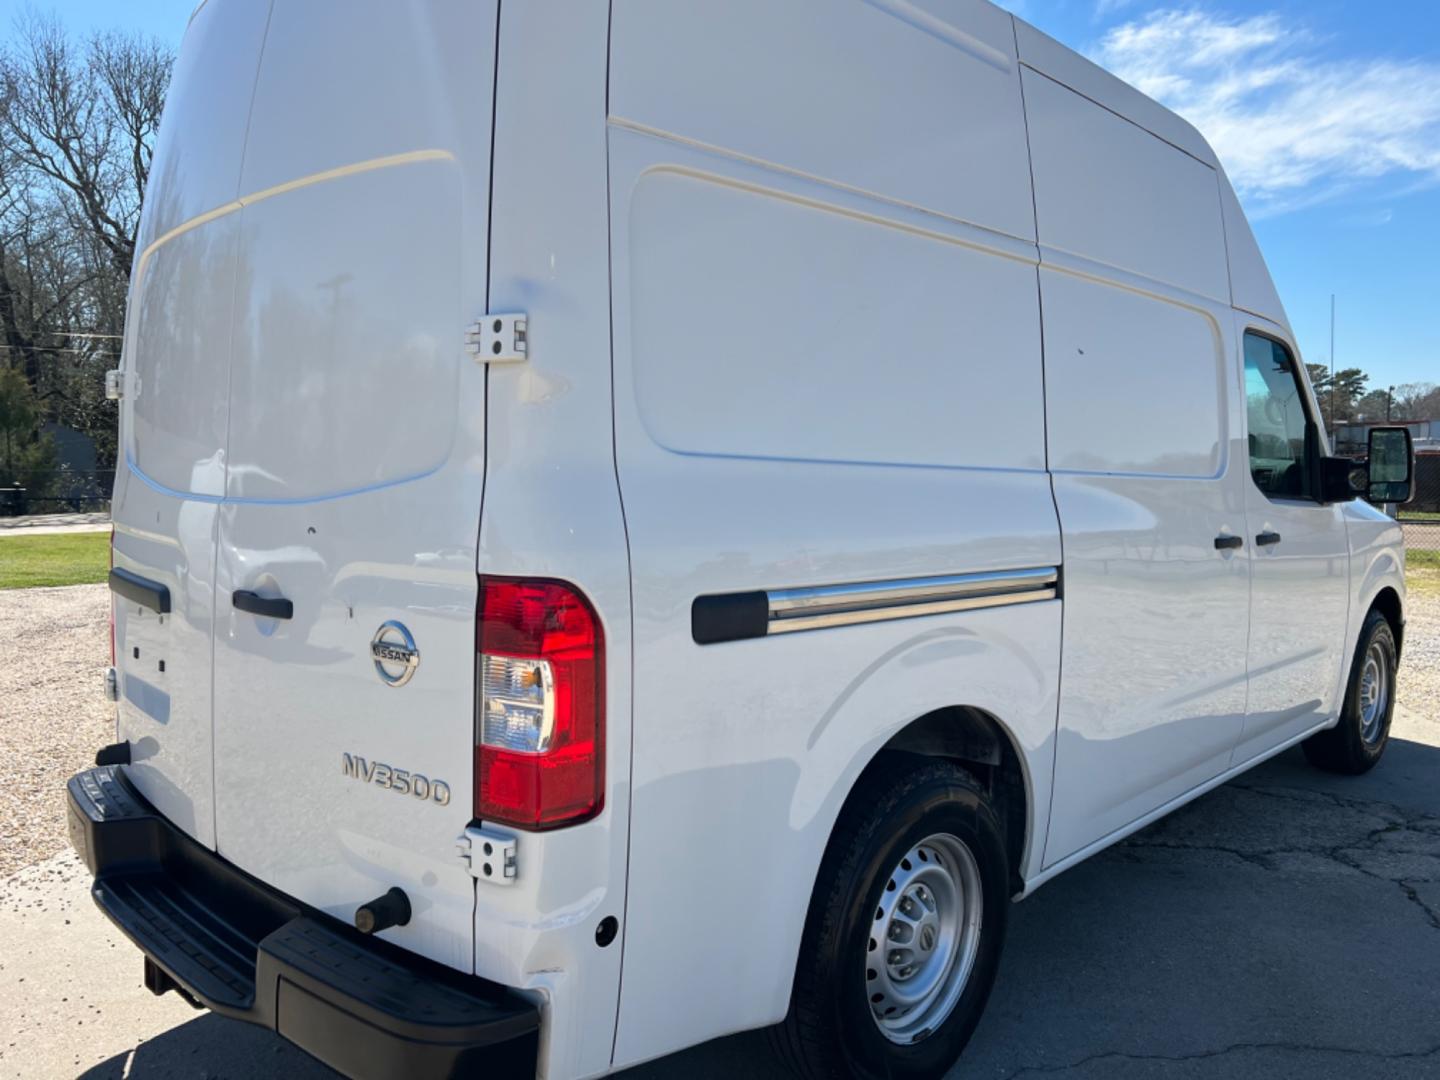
[476,577,604,830]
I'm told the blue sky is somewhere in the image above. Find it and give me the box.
[14,0,1440,393]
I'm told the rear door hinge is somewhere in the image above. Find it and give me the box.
[105,368,132,400]
[457,825,518,886]
[466,313,528,363]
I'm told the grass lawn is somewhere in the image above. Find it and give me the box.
[0,532,109,589]
[1409,548,1440,570]
[1406,550,1440,597]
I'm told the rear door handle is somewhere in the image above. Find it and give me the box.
[1255,531,1282,547]
[233,590,293,620]
[1214,535,1243,550]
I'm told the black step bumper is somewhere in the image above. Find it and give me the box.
[66,766,539,1079]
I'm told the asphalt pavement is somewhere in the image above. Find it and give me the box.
[3,705,1438,1080]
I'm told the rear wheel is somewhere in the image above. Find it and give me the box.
[1302,608,1397,775]
[771,759,1008,1080]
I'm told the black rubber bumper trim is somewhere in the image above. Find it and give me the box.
[108,567,171,614]
[66,767,539,1079]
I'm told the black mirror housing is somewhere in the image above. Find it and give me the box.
[1317,455,1361,504]
[1367,426,1414,504]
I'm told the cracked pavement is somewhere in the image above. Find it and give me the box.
[627,702,1440,1079]
[3,716,1438,1078]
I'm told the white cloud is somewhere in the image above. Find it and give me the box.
[1092,9,1440,216]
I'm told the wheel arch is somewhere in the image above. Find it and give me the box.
[1369,585,1404,659]
[849,705,1033,897]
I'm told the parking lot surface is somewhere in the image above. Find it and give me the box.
[2,590,1437,1079]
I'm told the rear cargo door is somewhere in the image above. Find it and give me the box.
[208,0,496,973]
[109,0,275,850]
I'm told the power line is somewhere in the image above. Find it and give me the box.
[0,344,119,356]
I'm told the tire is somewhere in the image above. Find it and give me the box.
[1302,607,1398,775]
[770,758,1009,1080]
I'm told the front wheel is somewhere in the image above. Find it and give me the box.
[771,759,1009,1080]
[1303,607,1398,775]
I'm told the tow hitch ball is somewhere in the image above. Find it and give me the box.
[354,887,411,935]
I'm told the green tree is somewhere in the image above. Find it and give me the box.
[1304,364,1369,423]
[0,363,55,493]
[1353,389,1392,422]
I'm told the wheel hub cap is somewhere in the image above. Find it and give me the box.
[1359,641,1389,745]
[866,833,983,1045]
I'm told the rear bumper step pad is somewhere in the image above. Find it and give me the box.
[67,766,539,1079]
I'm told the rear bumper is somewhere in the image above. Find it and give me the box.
[66,766,539,1079]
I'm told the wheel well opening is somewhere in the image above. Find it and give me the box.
[868,706,1030,896]
[1372,587,1404,659]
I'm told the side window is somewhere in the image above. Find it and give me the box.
[1243,332,1312,499]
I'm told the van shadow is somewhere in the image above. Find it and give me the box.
[84,741,1440,1080]
[621,737,1440,1078]
[79,1012,339,1079]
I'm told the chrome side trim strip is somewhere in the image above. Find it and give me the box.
[691,567,1060,644]
[766,567,1058,635]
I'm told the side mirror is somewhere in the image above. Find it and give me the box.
[1367,426,1414,504]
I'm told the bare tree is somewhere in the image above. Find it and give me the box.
[1392,383,1440,422]
[0,14,171,489]
[0,14,168,280]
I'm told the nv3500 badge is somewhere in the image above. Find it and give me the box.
[341,752,450,806]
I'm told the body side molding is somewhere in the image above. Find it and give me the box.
[692,567,1060,644]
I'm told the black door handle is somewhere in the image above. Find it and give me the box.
[109,567,171,614]
[233,590,293,620]
[1256,531,1282,547]
[1214,535,1243,550]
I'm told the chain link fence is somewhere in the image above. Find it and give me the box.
[1398,453,1440,554]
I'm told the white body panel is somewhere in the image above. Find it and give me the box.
[107,2,1405,1077]
[610,0,1036,241]
[607,5,1059,1058]
[1040,268,1250,865]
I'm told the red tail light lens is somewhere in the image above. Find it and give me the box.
[476,577,604,830]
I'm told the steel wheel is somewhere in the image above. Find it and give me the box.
[865,832,983,1045]
[1358,640,1390,745]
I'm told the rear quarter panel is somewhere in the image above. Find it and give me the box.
[477,7,632,1080]
[606,2,1062,1061]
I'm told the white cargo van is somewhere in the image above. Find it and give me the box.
[67,2,1417,1078]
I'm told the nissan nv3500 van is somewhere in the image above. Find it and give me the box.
[68,2,1415,1078]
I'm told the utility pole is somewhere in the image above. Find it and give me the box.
[1329,294,1336,428]
[1387,385,1394,421]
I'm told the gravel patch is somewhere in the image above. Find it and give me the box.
[1398,589,1440,710]
[0,585,112,877]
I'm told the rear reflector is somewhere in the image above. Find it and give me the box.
[476,578,604,830]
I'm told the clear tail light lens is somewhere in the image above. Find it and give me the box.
[476,577,604,830]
